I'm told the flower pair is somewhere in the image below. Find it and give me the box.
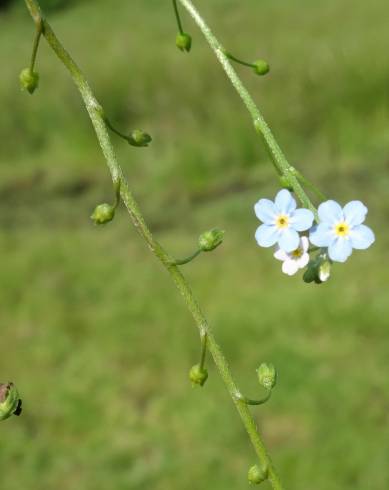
[254,189,375,277]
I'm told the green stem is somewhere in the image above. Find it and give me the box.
[199,332,207,370]
[23,1,284,489]
[104,117,130,143]
[172,249,202,265]
[178,0,317,220]
[225,52,254,68]
[236,390,272,406]
[293,168,327,202]
[172,0,184,34]
[29,16,43,73]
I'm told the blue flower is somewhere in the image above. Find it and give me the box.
[309,200,375,263]
[254,189,314,252]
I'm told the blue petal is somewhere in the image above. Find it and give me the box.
[290,208,314,231]
[254,199,277,224]
[328,238,352,263]
[309,223,332,247]
[275,189,296,214]
[349,225,375,250]
[343,201,368,227]
[318,200,343,224]
[255,225,280,248]
[278,228,299,252]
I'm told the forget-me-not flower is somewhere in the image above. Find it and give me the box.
[254,189,314,252]
[274,236,310,276]
[309,200,375,262]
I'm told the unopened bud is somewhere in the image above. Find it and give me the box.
[252,60,270,76]
[318,259,331,282]
[176,32,192,52]
[303,252,331,284]
[128,129,152,147]
[189,364,208,387]
[0,383,22,421]
[257,363,277,391]
[198,229,224,252]
[91,203,115,225]
[248,464,268,485]
[19,68,39,94]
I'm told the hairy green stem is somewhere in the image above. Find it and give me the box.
[23,1,284,488]
[236,390,272,406]
[178,0,318,218]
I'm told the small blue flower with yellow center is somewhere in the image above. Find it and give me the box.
[309,200,375,262]
[254,189,314,252]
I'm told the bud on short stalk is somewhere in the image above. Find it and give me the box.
[19,68,39,94]
[198,229,224,252]
[128,129,152,147]
[0,383,22,421]
[257,363,277,391]
[176,32,192,52]
[189,364,208,387]
[248,464,268,485]
[252,60,270,76]
[91,203,115,225]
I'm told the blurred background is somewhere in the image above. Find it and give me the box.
[1,0,388,489]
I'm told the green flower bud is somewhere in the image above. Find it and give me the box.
[90,203,115,225]
[128,129,152,147]
[279,176,293,192]
[318,258,331,282]
[198,229,225,252]
[303,252,331,284]
[176,32,192,52]
[0,383,22,421]
[19,68,39,94]
[252,60,270,76]
[248,464,268,485]
[189,364,208,387]
[257,363,277,391]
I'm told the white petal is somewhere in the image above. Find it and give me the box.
[278,228,300,252]
[300,236,309,252]
[282,259,299,276]
[254,199,277,224]
[290,208,314,231]
[255,225,280,248]
[274,248,288,261]
[343,201,368,227]
[275,189,296,214]
[296,252,310,269]
[318,200,343,224]
[349,225,375,250]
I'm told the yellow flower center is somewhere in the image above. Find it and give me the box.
[276,215,289,229]
[291,248,302,258]
[334,222,350,237]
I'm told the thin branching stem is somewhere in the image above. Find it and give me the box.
[23,1,286,489]
[178,0,318,219]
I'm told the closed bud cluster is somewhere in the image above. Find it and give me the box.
[252,60,270,76]
[128,129,152,147]
[176,32,192,52]
[19,68,39,94]
[189,364,208,387]
[0,382,22,421]
[198,229,224,252]
[247,464,268,485]
[257,363,277,391]
[303,252,331,284]
[90,203,115,225]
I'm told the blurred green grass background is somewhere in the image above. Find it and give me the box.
[1,0,389,489]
